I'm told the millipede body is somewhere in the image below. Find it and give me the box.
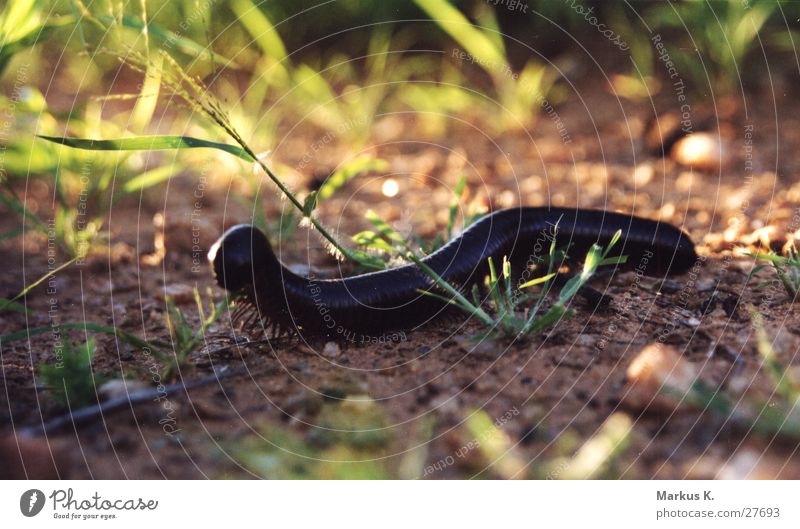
[208,207,697,339]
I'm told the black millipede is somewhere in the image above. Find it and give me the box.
[208,207,698,339]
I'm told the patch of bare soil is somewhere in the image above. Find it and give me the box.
[3,82,800,479]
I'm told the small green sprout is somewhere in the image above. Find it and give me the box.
[747,245,800,301]
[39,338,104,409]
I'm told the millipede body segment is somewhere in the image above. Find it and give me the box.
[208,207,698,338]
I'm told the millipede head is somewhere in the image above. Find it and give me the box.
[208,224,275,293]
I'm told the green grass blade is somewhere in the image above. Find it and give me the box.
[407,252,494,326]
[0,299,28,315]
[97,14,240,68]
[746,252,789,266]
[366,209,407,245]
[445,175,467,240]
[302,191,318,217]
[120,163,180,195]
[37,135,255,162]
[339,247,388,270]
[0,257,78,313]
[129,53,162,133]
[352,230,395,253]
[413,0,507,73]
[229,0,287,62]
[318,157,389,201]
[416,288,461,307]
[599,255,628,267]
[751,309,798,402]
[518,272,557,290]
[486,256,505,313]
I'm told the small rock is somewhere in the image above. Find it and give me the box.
[322,341,341,358]
[671,132,727,172]
[696,279,717,292]
[717,449,800,479]
[622,343,699,412]
[456,335,499,358]
[430,394,460,415]
[98,378,149,401]
[726,374,752,396]
[112,303,128,319]
[156,284,196,304]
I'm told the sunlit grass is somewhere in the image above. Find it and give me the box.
[645,0,777,93]
[162,287,229,381]
[356,209,625,340]
[747,246,800,301]
[413,0,562,130]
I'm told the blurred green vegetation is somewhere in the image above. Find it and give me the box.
[1,0,798,261]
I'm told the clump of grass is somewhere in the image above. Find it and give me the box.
[162,287,228,380]
[426,230,623,340]
[421,230,623,340]
[353,175,482,263]
[36,18,388,269]
[4,286,227,390]
[2,58,180,260]
[38,338,105,409]
[421,175,484,254]
[747,245,800,301]
[412,0,562,130]
[361,211,625,340]
[751,309,799,404]
[0,0,72,76]
[646,0,777,94]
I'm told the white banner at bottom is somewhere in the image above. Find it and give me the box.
[2,480,797,528]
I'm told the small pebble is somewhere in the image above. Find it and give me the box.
[322,341,341,358]
[429,394,459,414]
[623,343,699,412]
[716,449,798,479]
[671,132,726,172]
[98,378,149,401]
[156,284,196,304]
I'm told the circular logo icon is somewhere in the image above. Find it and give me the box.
[20,489,45,517]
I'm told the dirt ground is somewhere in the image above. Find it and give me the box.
[3,75,800,479]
